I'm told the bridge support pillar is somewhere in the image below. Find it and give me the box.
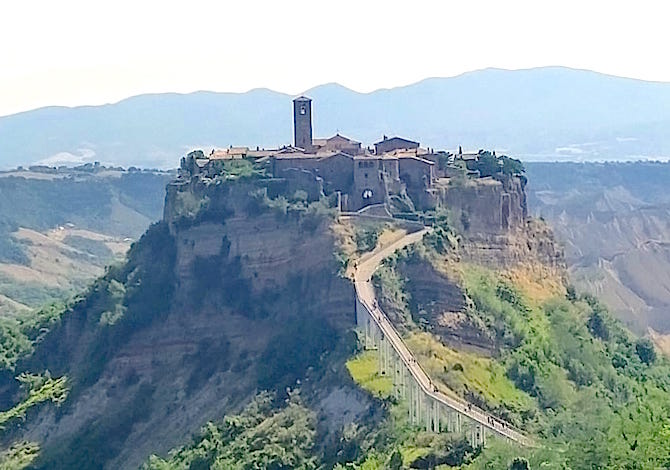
[363,315,371,349]
[404,366,408,399]
[408,380,414,423]
[378,336,384,374]
[415,384,425,425]
[384,337,390,375]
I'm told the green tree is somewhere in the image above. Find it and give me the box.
[566,284,577,301]
[510,456,530,470]
[388,449,403,470]
[635,338,656,365]
[501,156,525,176]
[587,309,609,340]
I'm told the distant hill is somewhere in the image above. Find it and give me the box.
[0,168,173,313]
[2,67,670,169]
[526,161,670,343]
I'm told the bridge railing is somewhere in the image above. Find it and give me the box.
[354,289,533,447]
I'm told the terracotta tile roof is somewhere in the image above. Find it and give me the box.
[374,136,419,146]
[210,147,249,159]
[397,154,435,165]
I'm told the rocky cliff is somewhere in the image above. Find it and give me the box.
[434,176,527,235]
[433,175,563,270]
[3,177,370,469]
[373,174,566,359]
[0,167,569,468]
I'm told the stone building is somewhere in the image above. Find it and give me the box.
[266,98,444,211]
[271,150,399,211]
[272,151,354,196]
[374,136,420,155]
[312,134,363,155]
[210,147,249,160]
[398,154,435,205]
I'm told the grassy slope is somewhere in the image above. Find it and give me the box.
[346,348,478,469]
[405,333,533,413]
[366,226,670,469]
[345,350,393,398]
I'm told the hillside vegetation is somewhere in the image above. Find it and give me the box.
[0,168,172,315]
[368,216,670,468]
[0,179,365,469]
[144,392,317,470]
[0,170,668,468]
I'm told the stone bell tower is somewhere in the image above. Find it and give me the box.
[293,96,313,151]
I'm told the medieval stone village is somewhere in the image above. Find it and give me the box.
[178,96,527,233]
[167,96,551,451]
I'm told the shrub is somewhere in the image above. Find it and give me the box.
[566,284,577,301]
[388,449,403,470]
[635,338,656,365]
[355,228,379,253]
[510,457,530,470]
[587,309,609,341]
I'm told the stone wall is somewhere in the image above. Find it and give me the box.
[272,153,354,196]
[398,157,435,211]
[351,159,386,210]
[281,168,323,201]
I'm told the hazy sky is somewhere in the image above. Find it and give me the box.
[2,0,669,116]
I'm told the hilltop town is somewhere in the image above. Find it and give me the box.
[177,96,527,234]
[8,95,666,470]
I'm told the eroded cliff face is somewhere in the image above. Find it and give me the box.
[10,179,368,469]
[434,176,564,270]
[458,218,566,271]
[6,170,567,468]
[435,176,527,235]
[396,256,497,355]
[374,175,566,358]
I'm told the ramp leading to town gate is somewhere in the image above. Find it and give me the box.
[353,226,533,448]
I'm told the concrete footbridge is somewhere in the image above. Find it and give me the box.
[353,227,533,448]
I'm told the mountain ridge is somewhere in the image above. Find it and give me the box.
[3,67,670,169]
[9,66,670,117]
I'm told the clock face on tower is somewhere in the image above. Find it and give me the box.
[300,106,306,115]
